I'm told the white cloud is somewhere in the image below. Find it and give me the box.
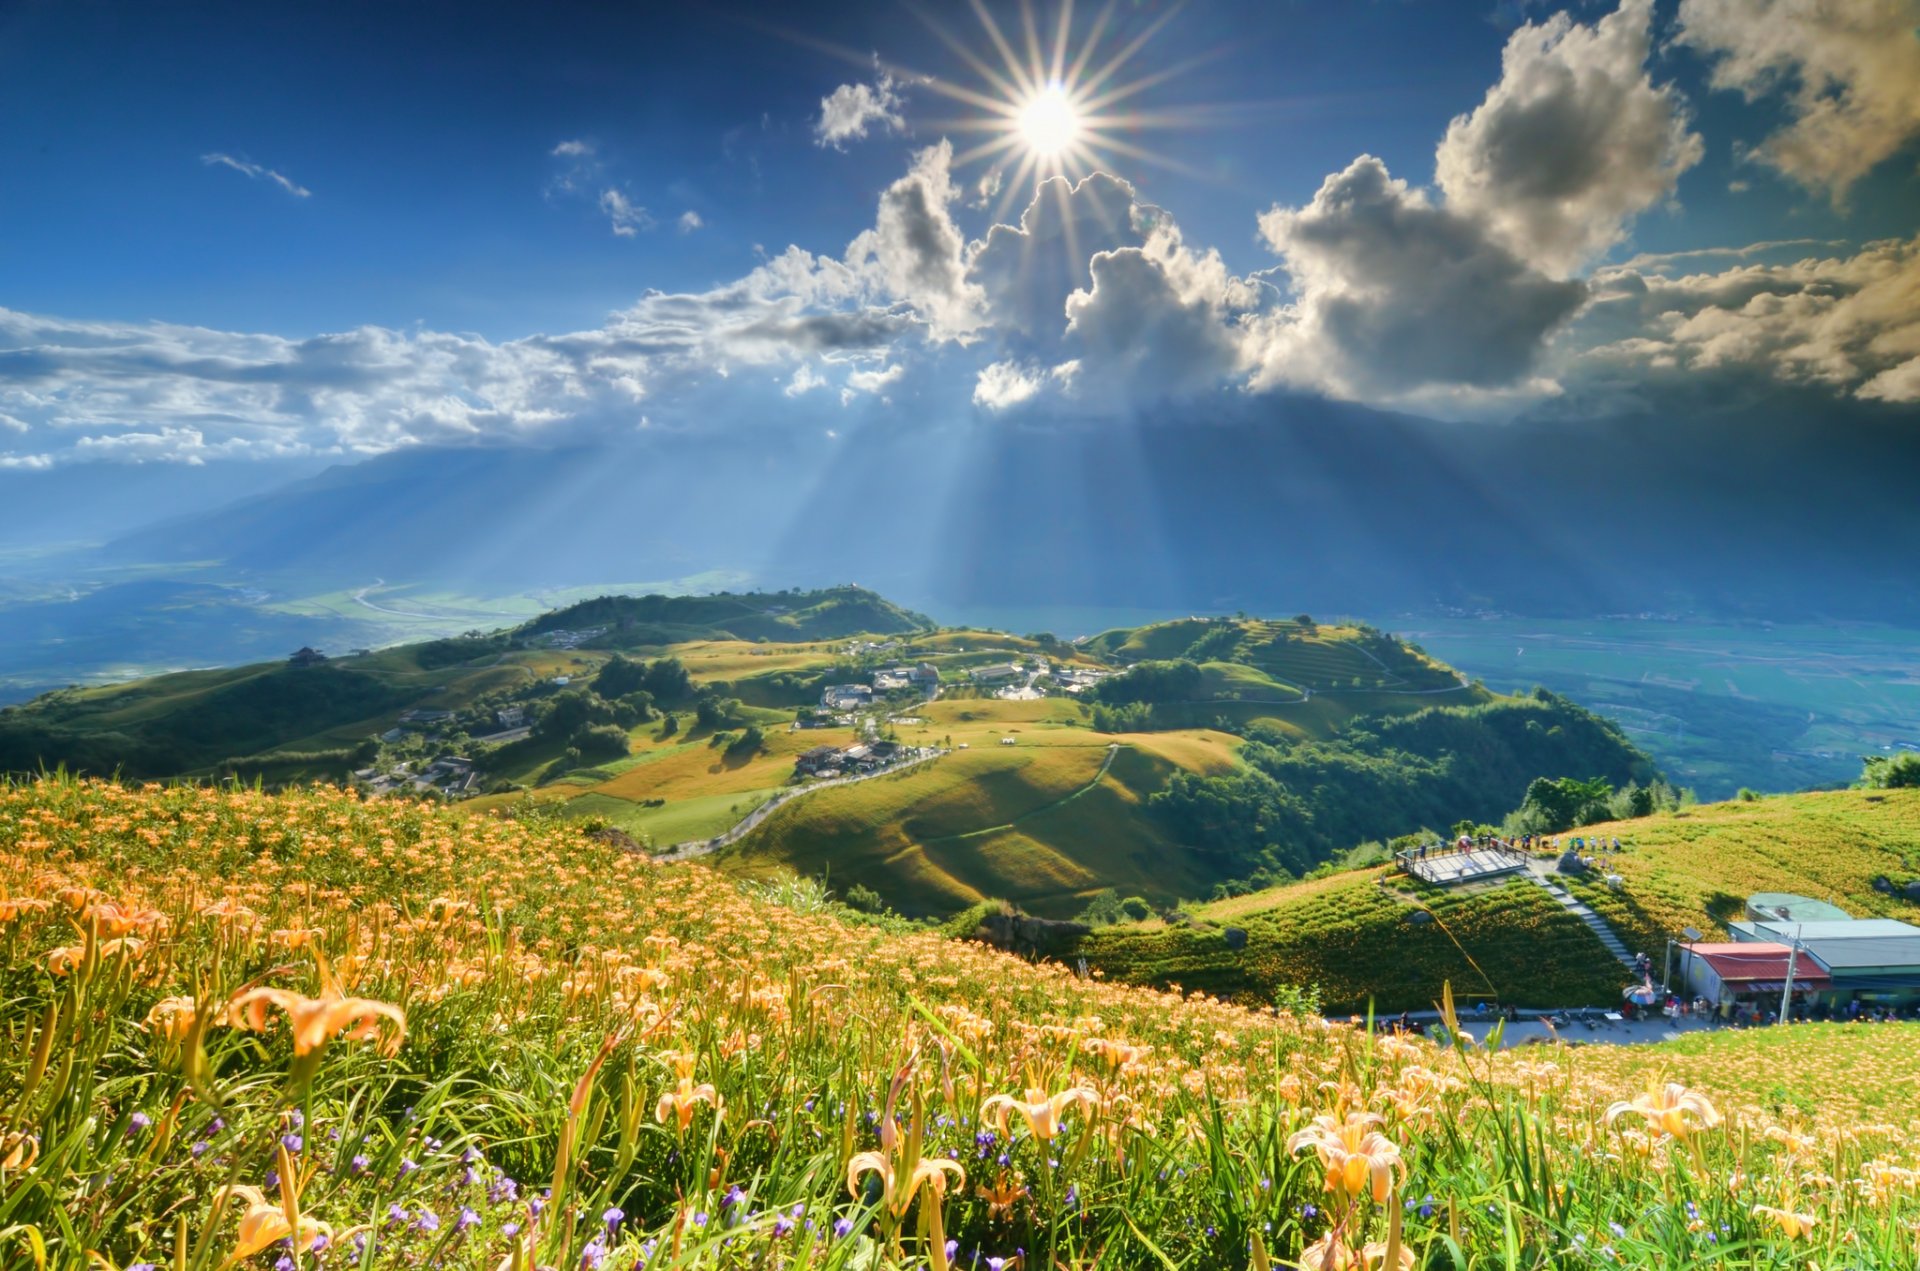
[1571,235,1920,402]
[1060,226,1252,407]
[1435,0,1702,273]
[1677,0,1920,203]
[845,363,905,394]
[972,360,1048,411]
[784,363,826,397]
[551,139,595,158]
[678,209,704,233]
[599,189,653,237]
[1249,156,1588,401]
[969,172,1158,340]
[200,153,311,199]
[814,72,905,149]
[0,452,52,470]
[845,141,985,341]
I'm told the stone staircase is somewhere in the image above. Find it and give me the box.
[1524,863,1638,968]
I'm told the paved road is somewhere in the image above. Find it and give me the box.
[655,748,946,861]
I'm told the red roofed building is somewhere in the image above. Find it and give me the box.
[1681,942,1831,1019]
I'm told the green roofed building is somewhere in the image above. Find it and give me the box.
[1745,893,1854,925]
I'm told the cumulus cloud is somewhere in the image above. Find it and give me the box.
[1249,156,1588,401]
[678,209,704,233]
[1677,0,1920,202]
[814,72,905,148]
[551,139,594,158]
[1571,235,1920,402]
[1435,0,1702,273]
[599,189,653,237]
[201,153,311,198]
[968,172,1157,340]
[0,143,1021,468]
[845,141,984,341]
[1060,230,1252,407]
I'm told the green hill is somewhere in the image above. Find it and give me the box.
[0,585,926,781]
[1550,787,1920,957]
[1073,787,1920,1013]
[525,586,930,645]
[1069,868,1631,1013]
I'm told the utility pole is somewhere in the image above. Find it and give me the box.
[1777,923,1801,1025]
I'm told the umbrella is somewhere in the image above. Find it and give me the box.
[1622,984,1658,1006]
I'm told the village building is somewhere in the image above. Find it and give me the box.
[1725,917,1920,1009]
[969,663,1021,684]
[1677,942,1832,1019]
[794,745,842,777]
[821,683,875,710]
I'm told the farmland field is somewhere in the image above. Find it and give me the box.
[1402,615,1920,797]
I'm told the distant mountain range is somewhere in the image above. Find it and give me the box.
[91,387,1920,622]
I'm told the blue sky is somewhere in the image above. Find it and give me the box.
[1,0,1916,469]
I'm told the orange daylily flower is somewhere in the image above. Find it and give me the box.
[224,974,406,1059]
[143,995,201,1044]
[1751,1200,1818,1239]
[1299,1233,1414,1270]
[654,1052,722,1134]
[981,1085,1099,1141]
[1287,1111,1405,1204]
[978,1171,1025,1221]
[212,1182,331,1265]
[1605,1080,1721,1140]
[0,1132,38,1172]
[847,1150,966,1221]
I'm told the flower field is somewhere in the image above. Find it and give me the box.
[1071,872,1632,1013]
[0,775,1916,1269]
[1554,789,1920,956]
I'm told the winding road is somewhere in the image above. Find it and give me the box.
[654,747,946,861]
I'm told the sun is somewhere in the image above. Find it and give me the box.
[894,0,1209,218]
[1017,82,1082,158]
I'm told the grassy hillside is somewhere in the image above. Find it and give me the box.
[1,775,1913,1270]
[1071,869,1631,1013]
[718,697,1243,915]
[1551,788,1920,956]
[1078,787,1920,1014]
[0,585,924,781]
[526,585,931,644]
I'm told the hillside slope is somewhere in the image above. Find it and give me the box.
[0,585,922,780]
[0,775,1912,1269]
[1552,788,1920,956]
[1078,787,1920,1013]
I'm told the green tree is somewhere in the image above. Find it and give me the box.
[1861,752,1920,789]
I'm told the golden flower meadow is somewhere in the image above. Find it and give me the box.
[0,776,1916,1270]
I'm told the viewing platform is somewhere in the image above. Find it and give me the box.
[1398,843,1531,886]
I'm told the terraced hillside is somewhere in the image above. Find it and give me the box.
[0,585,924,781]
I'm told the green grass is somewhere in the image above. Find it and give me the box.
[722,738,1219,915]
[1549,788,1920,956]
[1074,870,1630,1013]
[4,775,1918,1270]
[563,786,781,846]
